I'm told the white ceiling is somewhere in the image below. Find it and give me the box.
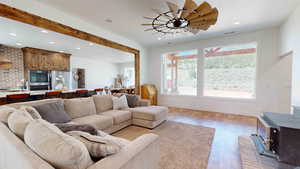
[36,0,300,46]
[0,17,134,63]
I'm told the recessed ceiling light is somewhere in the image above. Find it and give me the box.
[16,43,22,46]
[9,33,17,37]
[41,30,48,33]
[105,19,113,23]
[76,47,81,50]
[89,43,94,46]
[234,22,240,25]
[49,41,55,44]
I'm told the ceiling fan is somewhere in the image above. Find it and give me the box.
[142,0,219,36]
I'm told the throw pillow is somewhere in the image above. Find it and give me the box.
[55,123,98,135]
[112,95,129,110]
[64,97,97,119]
[33,102,71,123]
[20,106,42,119]
[24,119,94,169]
[67,131,125,158]
[125,94,139,108]
[0,106,17,124]
[8,109,34,139]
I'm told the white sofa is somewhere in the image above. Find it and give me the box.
[0,95,167,169]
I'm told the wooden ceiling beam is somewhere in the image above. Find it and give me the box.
[0,3,139,55]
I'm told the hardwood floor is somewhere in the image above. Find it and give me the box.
[114,107,257,169]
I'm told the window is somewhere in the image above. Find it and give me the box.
[203,43,257,99]
[124,67,135,87]
[162,50,198,95]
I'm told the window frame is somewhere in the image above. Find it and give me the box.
[160,49,199,96]
[201,42,258,100]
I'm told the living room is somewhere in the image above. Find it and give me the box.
[0,0,300,169]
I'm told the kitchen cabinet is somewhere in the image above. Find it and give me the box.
[22,47,71,72]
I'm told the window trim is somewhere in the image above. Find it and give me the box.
[160,49,199,96]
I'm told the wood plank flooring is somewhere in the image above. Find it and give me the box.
[114,107,257,169]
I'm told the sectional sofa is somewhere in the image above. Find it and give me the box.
[0,95,168,169]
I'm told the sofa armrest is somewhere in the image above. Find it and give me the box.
[87,133,159,169]
[136,99,151,107]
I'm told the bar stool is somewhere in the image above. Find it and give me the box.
[75,89,89,97]
[6,93,31,104]
[94,88,103,95]
[45,91,62,99]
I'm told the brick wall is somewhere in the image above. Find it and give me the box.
[0,45,24,89]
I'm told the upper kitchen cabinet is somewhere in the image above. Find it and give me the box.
[22,47,71,71]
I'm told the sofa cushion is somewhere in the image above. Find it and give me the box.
[0,106,17,124]
[24,119,94,169]
[101,110,132,124]
[8,109,34,139]
[131,106,168,121]
[33,102,71,123]
[20,106,42,119]
[67,131,125,158]
[112,95,129,110]
[72,115,113,130]
[64,97,97,119]
[93,95,113,112]
[125,94,139,108]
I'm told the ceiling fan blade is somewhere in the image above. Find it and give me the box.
[185,2,212,20]
[166,1,179,18]
[181,0,198,19]
[188,8,218,22]
[188,24,210,30]
[189,19,217,27]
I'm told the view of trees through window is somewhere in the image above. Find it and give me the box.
[203,43,257,98]
[162,50,198,95]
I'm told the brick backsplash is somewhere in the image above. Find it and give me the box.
[0,45,24,89]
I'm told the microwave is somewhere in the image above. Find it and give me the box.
[28,70,51,90]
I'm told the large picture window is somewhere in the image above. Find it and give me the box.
[203,43,257,99]
[162,50,198,96]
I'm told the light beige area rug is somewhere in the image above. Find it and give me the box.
[114,121,215,169]
[238,136,296,169]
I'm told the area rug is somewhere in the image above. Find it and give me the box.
[238,136,295,169]
[114,121,215,169]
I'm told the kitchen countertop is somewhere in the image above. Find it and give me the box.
[0,89,95,99]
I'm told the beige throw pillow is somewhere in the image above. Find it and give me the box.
[92,95,113,112]
[20,106,42,119]
[64,97,97,119]
[67,131,125,158]
[112,95,129,110]
[24,119,94,169]
[8,109,34,139]
[0,106,17,124]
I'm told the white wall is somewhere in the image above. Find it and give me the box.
[71,56,119,89]
[148,28,292,116]
[279,4,300,108]
[116,62,134,74]
[0,0,149,84]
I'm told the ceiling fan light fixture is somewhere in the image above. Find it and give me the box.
[142,1,219,36]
